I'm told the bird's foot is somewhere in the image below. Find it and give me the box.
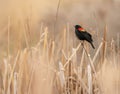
[81,42,84,46]
[81,41,84,46]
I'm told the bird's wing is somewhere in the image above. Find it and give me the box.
[82,32,93,42]
[86,32,92,37]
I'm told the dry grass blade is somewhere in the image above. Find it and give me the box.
[27,61,36,94]
[7,51,20,94]
[43,27,48,52]
[14,72,18,94]
[62,49,67,60]
[3,59,8,94]
[80,49,85,75]
[83,46,97,77]
[54,0,61,34]
[102,25,107,62]
[58,61,65,88]
[23,29,29,48]
[87,64,92,94]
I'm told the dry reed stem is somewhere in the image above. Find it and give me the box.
[14,72,18,94]
[62,50,67,60]
[64,43,81,68]
[54,0,61,35]
[63,28,67,52]
[27,60,36,94]
[111,39,116,67]
[83,46,97,77]
[80,49,85,75]
[61,28,67,65]
[23,28,29,48]
[7,51,20,94]
[66,23,70,57]
[17,49,27,94]
[78,75,89,94]
[40,32,46,40]
[25,17,32,46]
[43,27,48,53]
[87,64,92,94]
[93,42,103,64]
[117,33,119,52]
[23,49,31,94]
[48,40,55,63]
[3,59,8,94]
[102,25,107,62]
[51,41,55,63]
[58,61,65,88]
[117,33,120,63]
[40,23,43,40]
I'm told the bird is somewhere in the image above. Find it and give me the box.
[74,25,95,49]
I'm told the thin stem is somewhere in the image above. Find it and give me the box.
[82,44,97,77]
[54,0,61,40]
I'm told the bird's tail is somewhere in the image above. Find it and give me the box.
[90,42,95,49]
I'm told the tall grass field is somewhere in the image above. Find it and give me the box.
[0,0,119,94]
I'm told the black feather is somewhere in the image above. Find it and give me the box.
[74,25,95,49]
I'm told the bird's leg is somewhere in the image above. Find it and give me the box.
[81,41,84,47]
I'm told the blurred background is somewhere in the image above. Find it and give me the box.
[0,0,120,57]
[0,0,120,94]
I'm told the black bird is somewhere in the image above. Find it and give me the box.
[74,25,95,49]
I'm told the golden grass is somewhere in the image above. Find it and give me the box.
[0,0,120,94]
[0,23,119,94]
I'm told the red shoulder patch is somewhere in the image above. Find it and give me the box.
[78,28,85,31]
